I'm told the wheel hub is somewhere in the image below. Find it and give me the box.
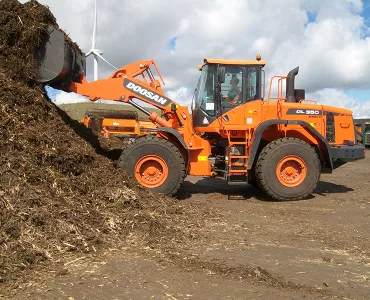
[276,155,307,187]
[135,155,168,188]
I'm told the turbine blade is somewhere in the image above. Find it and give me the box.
[92,50,118,70]
[85,50,93,57]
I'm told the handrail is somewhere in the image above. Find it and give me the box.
[267,75,287,104]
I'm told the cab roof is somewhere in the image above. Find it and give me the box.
[198,58,266,70]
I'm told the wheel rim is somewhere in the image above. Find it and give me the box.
[276,155,307,187]
[134,155,168,188]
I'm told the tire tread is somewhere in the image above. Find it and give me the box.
[118,135,186,196]
[255,138,321,201]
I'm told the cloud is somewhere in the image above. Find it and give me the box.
[308,88,370,118]
[166,87,193,107]
[23,0,370,117]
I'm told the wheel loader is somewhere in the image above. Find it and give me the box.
[36,25,366,201]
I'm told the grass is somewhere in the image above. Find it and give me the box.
[58,102,160,120]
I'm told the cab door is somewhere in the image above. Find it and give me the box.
[219,65,245,126]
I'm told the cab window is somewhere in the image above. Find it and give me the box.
[246,67,259,101]
[220,66,243,109]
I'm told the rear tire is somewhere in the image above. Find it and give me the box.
[256,138,320,201]
[118,135,186,196]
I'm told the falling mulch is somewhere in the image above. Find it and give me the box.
[0,0,205,291]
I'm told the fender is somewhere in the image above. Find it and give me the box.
[143,127,190,168]
[247,119,334,170]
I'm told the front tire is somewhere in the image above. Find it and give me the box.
[256,138,320,201]
[118,135,186,196]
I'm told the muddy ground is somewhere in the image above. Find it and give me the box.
[8,154,370,300]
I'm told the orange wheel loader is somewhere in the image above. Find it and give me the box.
[35,26,366,201]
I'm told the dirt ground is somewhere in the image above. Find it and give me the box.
[9,154,370,300]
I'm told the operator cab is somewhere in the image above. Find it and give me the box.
[191,57,266,128]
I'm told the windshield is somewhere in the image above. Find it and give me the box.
[191,76,201,110]
[193,65,216,116]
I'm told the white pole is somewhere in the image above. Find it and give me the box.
[94,55,98,81]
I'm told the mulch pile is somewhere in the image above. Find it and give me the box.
[0,0,202,288]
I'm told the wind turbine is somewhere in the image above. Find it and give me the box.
[85,0,117,82]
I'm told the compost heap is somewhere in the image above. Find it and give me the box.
[0,0,199,286]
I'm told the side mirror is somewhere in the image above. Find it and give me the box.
[217,67,225,84]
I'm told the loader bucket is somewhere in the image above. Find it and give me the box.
[35,25,85,91]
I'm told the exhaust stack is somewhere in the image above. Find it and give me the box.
[286,66,299,103]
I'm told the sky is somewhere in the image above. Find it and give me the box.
[24,0,370,118]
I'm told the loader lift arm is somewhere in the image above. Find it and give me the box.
[68,59,187,129]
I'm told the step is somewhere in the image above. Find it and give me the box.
[229,142,247,145]
[229,164,246,168]
[229,169,248,173]
[227,181,249,186]
[229,156,248,159]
